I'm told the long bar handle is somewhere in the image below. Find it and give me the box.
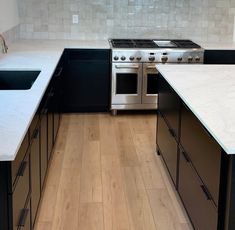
[115,65,139,69]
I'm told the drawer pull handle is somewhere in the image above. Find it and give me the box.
[200,185,212,200]
[43,108,48,114]
[33,129,39,139]
[182,151,190,162]
[168,128,175,138]
[17,161,27,177]
[18,209,29,227]
[54,67,63,77]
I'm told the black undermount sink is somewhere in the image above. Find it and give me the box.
[0,70,41,90]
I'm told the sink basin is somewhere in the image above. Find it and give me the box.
[0,70,41,90]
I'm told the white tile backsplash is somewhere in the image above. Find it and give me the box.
[16,0,235,42]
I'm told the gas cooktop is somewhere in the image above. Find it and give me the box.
[110,39,201,49]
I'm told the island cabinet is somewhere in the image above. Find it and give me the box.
[0,54,64,230]
[156,73,231,230]
[157,75,180,186]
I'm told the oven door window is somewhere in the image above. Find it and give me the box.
[116,73,138,94]
[147,73,158,94]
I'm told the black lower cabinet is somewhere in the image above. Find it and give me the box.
[40,110,47,190]
[179,148,218,230]
[30,125,41,227]
[11,153,30,230]
[181,103,221,205]
[62,49,110,112]
[18,199,31,230]
[157,113,178,185]
[204,50,235,64]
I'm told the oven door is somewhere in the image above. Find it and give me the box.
[142,63,158,104]
[112,63,142,104]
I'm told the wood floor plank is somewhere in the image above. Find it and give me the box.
[147,188,192,230]
[84,114,100,141]
[35,221,52,230]
[78,203,104,230]
[115,121,140,167]
[80,140,103,203]
[101,156,130,230]
[123,166,156,230]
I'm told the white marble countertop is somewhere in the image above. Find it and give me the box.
[0,39,110,161]
[156,64,235,155]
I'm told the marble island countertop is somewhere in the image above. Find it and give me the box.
[0,39,110,161]
[156,64,235,154]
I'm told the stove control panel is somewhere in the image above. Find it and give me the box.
[112,50,204,63]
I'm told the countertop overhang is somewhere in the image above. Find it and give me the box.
[157,64,235,154]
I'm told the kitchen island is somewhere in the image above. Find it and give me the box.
[156,64,235,230]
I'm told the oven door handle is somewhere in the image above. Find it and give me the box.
[115,65,140,69]
[146,65,158,70]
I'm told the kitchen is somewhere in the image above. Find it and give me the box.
[1,1,235,230]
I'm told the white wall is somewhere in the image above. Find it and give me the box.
[0,0,19,33]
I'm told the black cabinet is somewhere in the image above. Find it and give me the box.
[157,113,178,185]
[156,74,225,230]
[11,153,30,230]
[62,49,110,112]
[181,103,221,205]
[158,75,180,139]
[30,123,41,227]
[204,50,235,64]
[179,147,218,230]
[157,74,180,186]
[40,107,47,190]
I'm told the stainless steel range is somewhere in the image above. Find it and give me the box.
[109,39,204,115]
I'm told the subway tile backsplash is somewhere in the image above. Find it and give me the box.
[18,0,235,42]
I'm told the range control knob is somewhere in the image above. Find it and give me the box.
[188,56,193,62]
[195,56,201,62]
[121,56,126,61]
[129,56,135,61]
[177,57,183,62]
[114,56,119,61]
[161,56,168,63]
[149,56,155,61]
[136,56,142,61]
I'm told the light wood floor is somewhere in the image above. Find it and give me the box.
[35,113,193,230]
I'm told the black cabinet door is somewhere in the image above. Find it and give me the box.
[62,49,110,112]
[158,74,180,139]
[179,148,218,230]
[181,104,221,205]
[12,153,30,230]
[47,87,54,161]
[52,66,62,141]
[204,50,235,64]
[30,126,41,227]
[157,113,178,185]
[40,112,47,190]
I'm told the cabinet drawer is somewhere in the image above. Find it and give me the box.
[158,75,180,139]
[11,134,29,189]
[179,149,218,230]
[30,115,39,140]
[12,153,29,230]
[18,199,30,230]
[181,104,221,205]
[157,113,178,185]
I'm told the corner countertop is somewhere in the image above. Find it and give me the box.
[0,39,110,161]
[156,64,235,155]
